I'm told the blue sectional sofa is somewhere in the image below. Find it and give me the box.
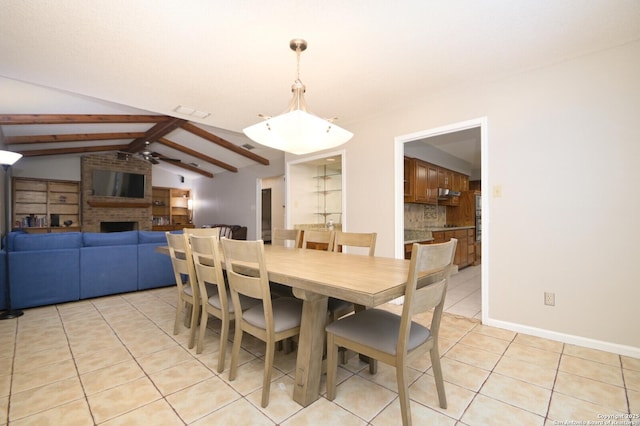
[1,230,175,310]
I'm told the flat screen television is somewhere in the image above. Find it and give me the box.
[92,170,145,198]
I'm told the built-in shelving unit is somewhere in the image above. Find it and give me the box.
[12,177,81,233]
[314,165,342,222]
[151,187,193,231]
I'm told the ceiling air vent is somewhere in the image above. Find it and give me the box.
[242,143,255,150]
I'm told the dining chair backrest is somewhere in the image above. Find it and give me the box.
[272,228,301,248]
[332,231,377,256]
[189,234,226,310]
[401,238,457,346]
[301,229,335,251]
[184,227,221,238]
[221,238,271,305]
[165,232,195,288]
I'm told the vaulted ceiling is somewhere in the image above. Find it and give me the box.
[1,1,639,178]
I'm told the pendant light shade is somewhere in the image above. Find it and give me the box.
[0,150,22,166]
[243,39,353,155]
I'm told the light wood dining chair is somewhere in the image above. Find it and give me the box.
[269,228,302,297]
[184,227,220,237]
[325,239,457,426]
[189,234,260,371]
[301,229,335,251]
[332,231,377,256]
[166,232,202,343]
[272,228,301,248]
[220,238,304,408]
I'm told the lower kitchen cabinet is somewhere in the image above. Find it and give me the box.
[431,228,476,269]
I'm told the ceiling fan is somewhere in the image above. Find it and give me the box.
[139,141,160,164]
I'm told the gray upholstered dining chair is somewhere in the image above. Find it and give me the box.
[271,228,301,248]
[301,229,335,251]
[166,232,206,345]
[325,238,457,426]
[269,228,302,297]
[331,231,377,256]
[189,234,260,371]
[220,238,303,408]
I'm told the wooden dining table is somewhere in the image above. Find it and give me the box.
[159,243,413,407]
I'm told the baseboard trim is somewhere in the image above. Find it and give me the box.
[484,318,640,359]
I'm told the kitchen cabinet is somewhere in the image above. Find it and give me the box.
[403,156,415,201]
[404,156,469,206]
[12,177,81,233]
[152,187,193,231]
[430,228,475,269]
[404,157,438,204]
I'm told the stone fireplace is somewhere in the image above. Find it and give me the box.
[81,153,153,232]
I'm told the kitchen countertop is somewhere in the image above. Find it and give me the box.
[404,226,475,244]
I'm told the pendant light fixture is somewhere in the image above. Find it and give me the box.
[243,39,353,155]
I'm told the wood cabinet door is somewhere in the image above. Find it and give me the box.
[403,157,415,202]
[414,160,428,202]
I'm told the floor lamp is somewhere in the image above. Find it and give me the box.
[1,150,24,320]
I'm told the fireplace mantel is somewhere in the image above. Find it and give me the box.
[87,200,151,208]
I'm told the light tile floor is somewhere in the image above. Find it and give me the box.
[446,264,482,320]
[1,282,638,425]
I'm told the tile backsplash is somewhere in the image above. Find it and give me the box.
[404,203,446,229]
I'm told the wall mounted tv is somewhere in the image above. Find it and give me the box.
[92,170,145,198]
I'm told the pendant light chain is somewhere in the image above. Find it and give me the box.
[296,45,302,81]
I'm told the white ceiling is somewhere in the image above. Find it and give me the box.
[1,1,639,174]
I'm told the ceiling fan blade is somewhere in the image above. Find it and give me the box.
[151,151,181,162]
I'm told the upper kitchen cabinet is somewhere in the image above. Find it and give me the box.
[404,156,468,205]
[404,157,437,204]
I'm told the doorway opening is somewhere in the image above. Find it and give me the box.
[262,188,272,243]
[395,117,488,323]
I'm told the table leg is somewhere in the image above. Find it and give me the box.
[292,288,328,407]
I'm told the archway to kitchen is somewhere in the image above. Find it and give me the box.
[395,117,488,323]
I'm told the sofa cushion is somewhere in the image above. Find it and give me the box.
[10,232,82,251]
[83,230,138,247]
[138,231,168,244]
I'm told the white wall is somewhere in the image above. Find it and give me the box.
[284,41,640,354]
[192,157,285,239]
[333,41,639,354]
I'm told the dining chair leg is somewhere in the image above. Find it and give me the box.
[217,317,229,373]
[396,361,412,426]
[325,333,338,400]
[228,325,243,381]
[261,339,275,407]
[429,346,447,409]
[183,301,193,328]
[195,308,209,354]
[187,303,199,349]
[173,300,183,335]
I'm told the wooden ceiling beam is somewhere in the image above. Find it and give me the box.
[157,137,238,173]
[0,114,168,125]
[181,122,270,166]
[5,132,146,145]
[126,117,188,153]
[17,144,130,157]
[155,154,214,178]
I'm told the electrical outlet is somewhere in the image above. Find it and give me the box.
[544,292,555,306]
